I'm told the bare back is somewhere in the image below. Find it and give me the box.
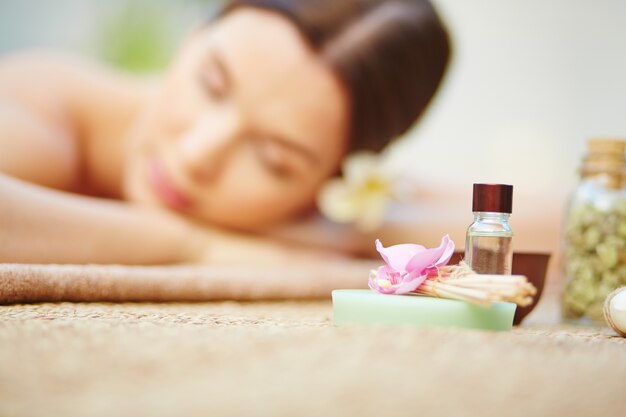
[0,51,151,197]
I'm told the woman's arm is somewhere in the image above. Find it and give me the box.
[0,172,205,264]
[0,173,355,265]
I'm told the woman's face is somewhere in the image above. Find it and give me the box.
[124,8,349,230]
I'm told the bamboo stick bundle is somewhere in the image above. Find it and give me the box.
[413,263,537,307]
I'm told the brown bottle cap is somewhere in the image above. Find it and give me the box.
[472,184,513,214]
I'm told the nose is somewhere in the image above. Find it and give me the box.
[176,111,242,181]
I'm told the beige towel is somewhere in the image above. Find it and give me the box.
[0,262,370,304]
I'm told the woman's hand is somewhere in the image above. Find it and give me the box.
[189,225,355,266]
[252,213,378,258]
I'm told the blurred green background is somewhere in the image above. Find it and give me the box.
[0,0,222,72]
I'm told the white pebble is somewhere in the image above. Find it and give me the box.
[604,287,626,337]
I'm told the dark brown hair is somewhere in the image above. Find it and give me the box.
[222,0,450,153]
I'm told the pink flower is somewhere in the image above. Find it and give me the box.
[368,235,455,295]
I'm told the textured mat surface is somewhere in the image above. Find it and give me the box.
[1,299,625,417]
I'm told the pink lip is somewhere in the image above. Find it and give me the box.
[148,158,192,211]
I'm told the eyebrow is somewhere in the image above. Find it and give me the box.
[212,48,321,167]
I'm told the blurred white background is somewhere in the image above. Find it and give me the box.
[1,0,625,268]
[388,0,626,260]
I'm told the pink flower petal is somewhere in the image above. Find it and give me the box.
[375,239,426,274]
[368,268,428,295]
[433,234,456,267]
[391,272,428,294]
[368,266,398,294]
[368,275,395,294]
[375,265,399,285]
[405,234,455,274]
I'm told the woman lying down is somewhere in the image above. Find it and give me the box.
[0,0,450,278]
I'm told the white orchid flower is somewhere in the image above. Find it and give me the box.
[317,151,407,232]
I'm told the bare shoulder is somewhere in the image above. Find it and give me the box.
[0,50,146,115]
[0,51,91,94]
[0,51,150,191]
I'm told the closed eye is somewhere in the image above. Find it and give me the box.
[255,139,296,179]
[198,52,230,100]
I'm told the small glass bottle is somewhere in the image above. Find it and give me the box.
[562,138,626,323]
[465,184,514,275]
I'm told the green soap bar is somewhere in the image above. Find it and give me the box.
[332,289,516,331]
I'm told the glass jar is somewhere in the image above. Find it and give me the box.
[561,138,626,323]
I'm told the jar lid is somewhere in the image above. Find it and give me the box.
[472,184,513,214]
[582,138,626,183]
[587,138,625,155]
